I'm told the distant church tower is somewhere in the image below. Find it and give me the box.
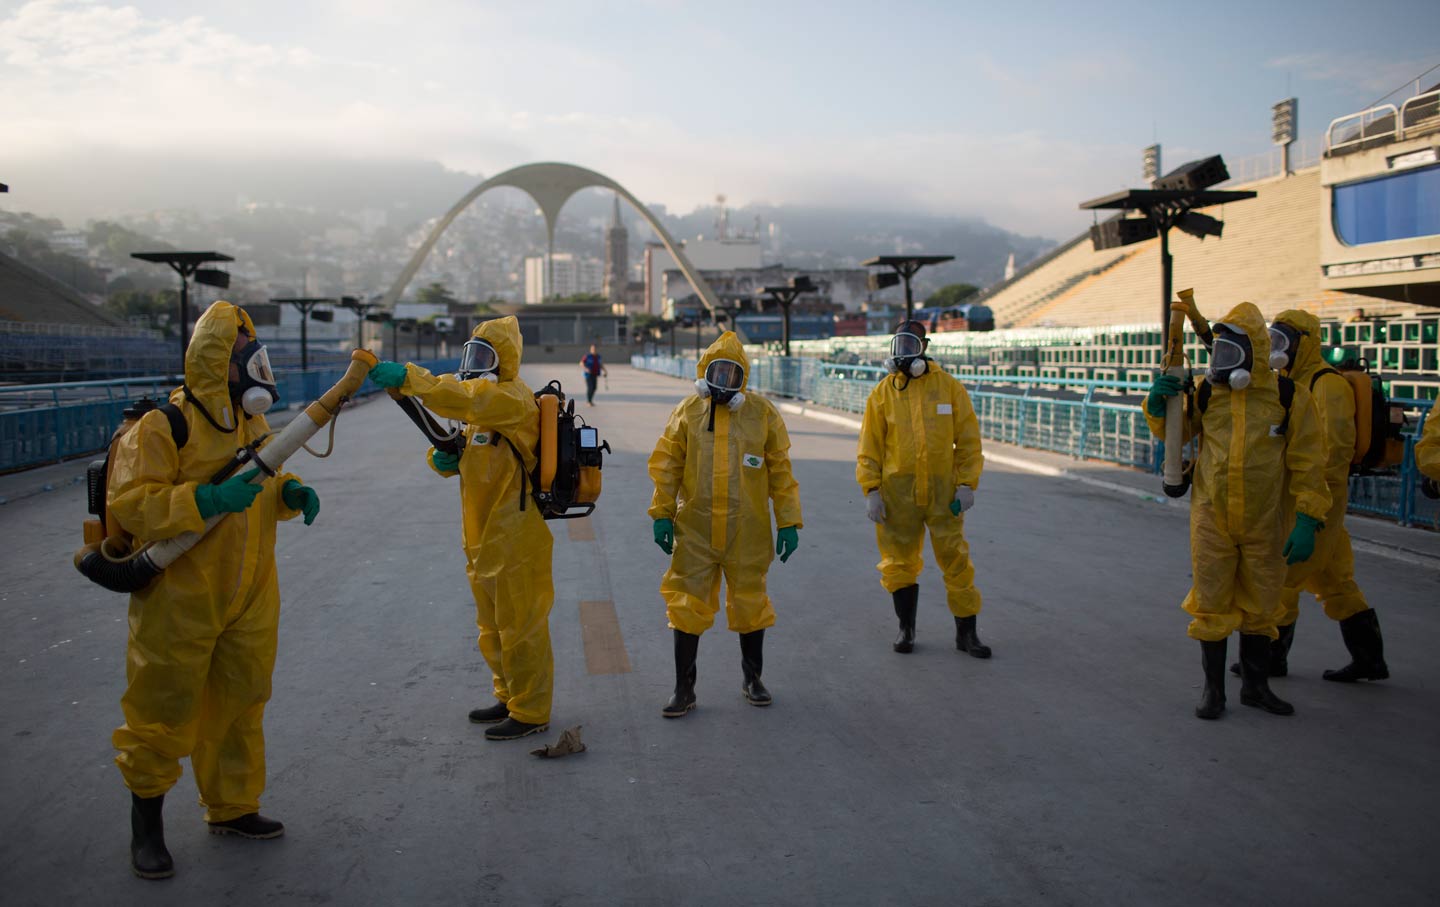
[604,194,628,307]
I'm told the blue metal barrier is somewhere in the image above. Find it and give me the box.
[632,354,1437,527]
[0,359,459,473]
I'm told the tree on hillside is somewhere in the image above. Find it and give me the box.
[104,289,179,336]
[927,283,980,308]
[553,292,606,304]
[416,282,459,308]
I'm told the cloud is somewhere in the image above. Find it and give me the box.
[1265,52,1437,99]
[0,0,1131,237]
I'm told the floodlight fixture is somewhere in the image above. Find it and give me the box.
[1079,155,1255,347]
[867,272,901,292]
[194,268,230,289]
[1143,144,1162,184]
[861,255,955,324]
[339,295,386,349]
[130,250,235,368]
[1273,97,1298,173]
[1176,211,1224,240]
[759,275,819,356]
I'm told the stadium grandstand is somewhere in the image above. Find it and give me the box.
[788,82,1440,402]
[0,249,183,382]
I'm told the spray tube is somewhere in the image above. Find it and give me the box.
[74,349,378,593]
[1161,297,1191,498]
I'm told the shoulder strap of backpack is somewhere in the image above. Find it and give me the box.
[1196,379,1212,415]
[159,402,189,450]
[501,435,528,511]
[1309,367,1341,393]
[1277,376,1295,437]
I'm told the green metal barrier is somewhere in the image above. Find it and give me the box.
[0,359,459,473]
[631,354,1437,527]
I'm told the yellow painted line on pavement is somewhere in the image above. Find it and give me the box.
[578,600,632,674]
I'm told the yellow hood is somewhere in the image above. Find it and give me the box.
[472,315,523,382]
[186,301,256,428]
[696,331,750,391]
[1273,308,1323,375]
[1214,301,1273,382]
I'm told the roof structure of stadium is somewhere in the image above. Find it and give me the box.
[0,249,124,327]
[978,166,1422,329]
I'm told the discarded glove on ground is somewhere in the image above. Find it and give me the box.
[530,725,586,759]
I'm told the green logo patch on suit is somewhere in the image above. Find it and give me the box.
[743,453,763,468]
[472,432,492,446]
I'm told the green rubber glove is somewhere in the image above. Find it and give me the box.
[1282,513,1323,565]
[194,468,263,519]
[776,525,799,563]
[1145,374,1183,418]
[431,450,461,473]
[281,480,321,526]
[653,518,674,555]
[368,361,408,389]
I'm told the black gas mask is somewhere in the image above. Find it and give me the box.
[458,338,500,382]
[1207,323,1254,389]
[230,337,278,416]
[1267,322,1305,373]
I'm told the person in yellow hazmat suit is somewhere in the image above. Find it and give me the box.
[110,301,321,879]
[648,331,803,718]
[1250,309,1387,683]
[1418,408,1440,489]
[1145,302,1330,721]
[367,316,555,741]
[856,320,989,658]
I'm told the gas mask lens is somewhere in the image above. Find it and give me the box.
[890,333,925,360]
[704,359,745,394]
[1207,324,1254,389]
[1268,324,1301,371]
[242,343,275,386]
[231,339,279,416]
[458,339,500,380]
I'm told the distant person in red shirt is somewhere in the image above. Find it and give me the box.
[580,344,607,406]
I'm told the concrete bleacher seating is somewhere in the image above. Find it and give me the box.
[978,167,1424,329]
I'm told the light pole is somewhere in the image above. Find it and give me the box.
[759,275,817,357]
[131,251,234,369]
[1079,154,1256,497]
[861,255,955,326]
[270,297,332,372]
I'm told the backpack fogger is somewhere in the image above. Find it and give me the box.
[82,398,190,547]
[1312,353,1406,473]
[74,350,377,593]
[388,379,609,520]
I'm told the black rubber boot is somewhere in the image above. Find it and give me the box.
[892,584,918,653]
[467,700,508,724]
[954,615,992,659]
[1231,621,1296,677]
[1323,609,1389,683]
[662,630,699,718]
[130,793,174,880]
[207,812,285,839]
[484,718,549,740]
[1239,633,1295,715]
[1196,639,1227,720]
[740,629,771,706]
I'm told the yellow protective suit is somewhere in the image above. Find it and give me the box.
[398,316,555,725]
[1274,309,1368,624]
[856,360,985,616]
[1417,407,1440,480]
[648,332,803,636]
[111,301,303,823]
[1144,302,1331,641]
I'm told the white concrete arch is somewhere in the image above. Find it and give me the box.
[381,162,719,313]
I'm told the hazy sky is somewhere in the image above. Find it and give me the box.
[2,0,1438,238]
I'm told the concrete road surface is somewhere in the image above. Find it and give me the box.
[2,364,1439,906]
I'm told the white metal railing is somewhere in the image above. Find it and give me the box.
[1221,136,1323,185]
[1327,103,1400,153]
[1400,88,1440,133]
